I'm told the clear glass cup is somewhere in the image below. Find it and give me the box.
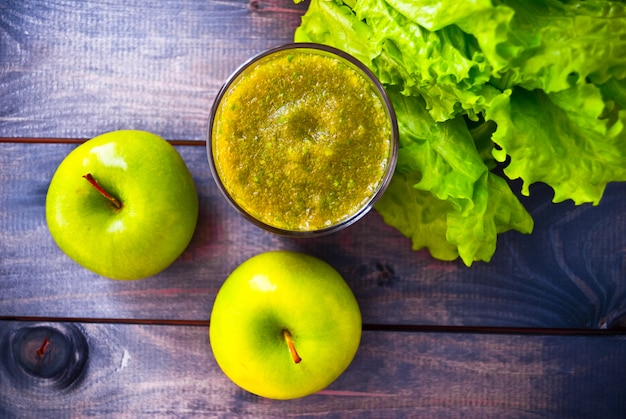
[207,43,398,237]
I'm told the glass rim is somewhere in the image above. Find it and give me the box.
[207,42,399,238]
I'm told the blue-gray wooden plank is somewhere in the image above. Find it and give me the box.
[1,320,625,418]
[2,142,625,329]
[0,0,304,140]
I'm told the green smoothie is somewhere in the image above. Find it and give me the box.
[212,47,394,232]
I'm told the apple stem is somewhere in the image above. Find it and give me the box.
[282,329,302,364]
[83,173,122,209]
[36,336,51,359]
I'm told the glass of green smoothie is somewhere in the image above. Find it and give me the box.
[208,43,398,237]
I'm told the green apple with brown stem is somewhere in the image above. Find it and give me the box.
[209,250,362,399]
[45,130,199,280]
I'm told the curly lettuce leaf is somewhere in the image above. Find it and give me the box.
[461,0,626,93]
[381,0,499,32]
[295,0,625,265]
[390,90,486,207]
[353,0,502,122]
[294,0,375,66]
[486,84,626,205]
[296,0,505,122]
[381,0,626,92]
[376,169,534,265]
[376,90,533,265]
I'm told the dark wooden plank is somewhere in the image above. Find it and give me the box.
[2,142,625,329]
[0,0,305,140]
[1,320,625,417]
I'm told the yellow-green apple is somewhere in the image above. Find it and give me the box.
[209,250,362,399]
[45,130,199,280]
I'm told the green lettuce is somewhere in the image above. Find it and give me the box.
[379,88,533,264]
[294,0,626,265]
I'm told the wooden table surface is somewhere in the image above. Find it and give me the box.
[1,1,625,417]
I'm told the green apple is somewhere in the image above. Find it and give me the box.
[45,130,199,280]
[209,250,362,400]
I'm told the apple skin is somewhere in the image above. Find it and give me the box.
[209,250,362,400]
[45,130,199,280]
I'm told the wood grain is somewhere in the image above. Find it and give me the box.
[1,320,625,418]
[2,0,626,416]
[1,0,623,329]
[0,0,305,140]
[2,142,625,329]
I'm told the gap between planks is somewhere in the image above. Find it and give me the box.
[1,315,625,336]
[0,137,206,146]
